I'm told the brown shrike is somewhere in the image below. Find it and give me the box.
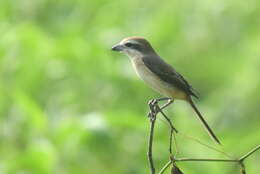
[112,36,220,144]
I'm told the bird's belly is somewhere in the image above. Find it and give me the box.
[131,59,187,100]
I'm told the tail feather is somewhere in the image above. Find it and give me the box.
[187,97,221,144]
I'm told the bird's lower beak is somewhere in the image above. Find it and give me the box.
[111,44,124,51]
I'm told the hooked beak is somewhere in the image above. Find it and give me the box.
[111,44,124,52]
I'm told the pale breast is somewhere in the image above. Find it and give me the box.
[130,57,187,100]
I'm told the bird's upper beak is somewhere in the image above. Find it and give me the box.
[111,44,124,52]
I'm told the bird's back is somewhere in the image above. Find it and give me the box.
[141,54,198,99]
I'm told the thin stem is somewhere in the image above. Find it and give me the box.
[159,161,172,174]
[159,108,178,133]
[159,144,260,174]
[146,98,260,174]
[239,162,246,174]
[159,158,240,174]
[239,145,260,161]
[155,100,177,156]
[148,117,156,174]
[178,132,233,159]
[174,158,239,162]
[169,129,173,154]
[173,131,179,155]
[158,157,240,174]
[147,98,175,174]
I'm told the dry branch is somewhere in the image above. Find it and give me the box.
[146,100,260,174]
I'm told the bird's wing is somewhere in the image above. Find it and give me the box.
[142,55,198,98]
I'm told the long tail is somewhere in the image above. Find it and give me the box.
[187,97,221,144]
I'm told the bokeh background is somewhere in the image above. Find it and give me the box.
[0,0,260,173]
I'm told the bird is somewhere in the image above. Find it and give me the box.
[111,36,220,144]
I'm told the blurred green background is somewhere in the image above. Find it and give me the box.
[0,0,260,173]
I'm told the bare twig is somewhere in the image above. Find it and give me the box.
[156,105,177,154]
[146,98,260,174]
[239,145,260,161]
[148,116,156,174]
[159,145,260,173]
[159,161,172,174]
[240,162,246,174]
[158,108,177,133]
[147,99,158,174]
[178,132,233,158]
[147,98,177,174]
[174,158,238,162]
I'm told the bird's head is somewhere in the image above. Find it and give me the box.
[112,36,156,58]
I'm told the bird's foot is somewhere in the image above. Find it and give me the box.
[147,99,160,120]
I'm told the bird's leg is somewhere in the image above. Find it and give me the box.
[148,97,171,118]
[161,99,174,110]
[148,97,170,108]
[148,98,176,131]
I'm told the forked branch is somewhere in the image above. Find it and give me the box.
[146,99,260,174]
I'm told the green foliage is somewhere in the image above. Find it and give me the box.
[0,0,260,173]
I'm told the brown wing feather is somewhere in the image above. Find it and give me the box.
[142,55,198,98]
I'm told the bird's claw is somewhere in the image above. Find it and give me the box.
[147,99,160,120]
[148,99,157,106]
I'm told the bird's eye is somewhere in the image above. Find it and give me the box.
[125,42,133,47]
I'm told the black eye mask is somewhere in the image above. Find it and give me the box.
[125,42,142,51]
